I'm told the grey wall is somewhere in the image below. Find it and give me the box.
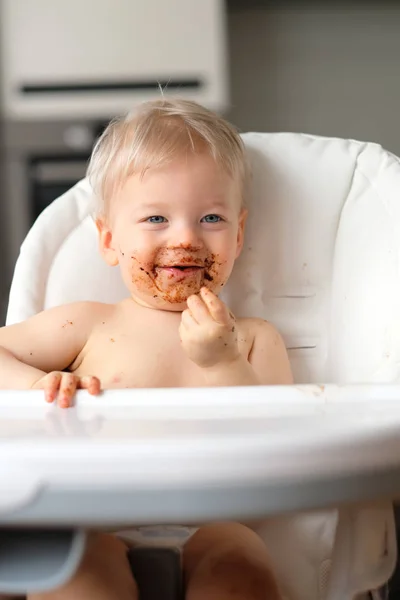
[227,6,400,155]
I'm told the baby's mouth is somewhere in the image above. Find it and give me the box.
[151,254,215,287]
[156,264,203,277]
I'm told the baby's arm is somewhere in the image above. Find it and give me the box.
[202,319,293,386]
[0,302,99,392]
[246,319,293,385]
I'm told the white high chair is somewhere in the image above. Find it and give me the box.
[2,131,400,600]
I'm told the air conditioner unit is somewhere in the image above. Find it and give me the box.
[0,0,229,119]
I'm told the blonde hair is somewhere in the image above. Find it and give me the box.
[87,98,248,218]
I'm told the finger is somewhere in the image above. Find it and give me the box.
[79,376,101,396]
[186,294,210,323]
[181,308,198,329]
[199,287,232,325]
[44,372,62,404]
[58,373,78,409]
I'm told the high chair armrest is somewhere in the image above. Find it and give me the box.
[0,528,86,595]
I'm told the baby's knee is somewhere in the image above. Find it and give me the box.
[184,524,282,600]
[186,548,282,600]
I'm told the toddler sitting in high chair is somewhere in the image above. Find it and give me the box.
[0,98,292,600]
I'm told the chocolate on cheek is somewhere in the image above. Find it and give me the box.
[130,254,157,290]
[203,255,228,290]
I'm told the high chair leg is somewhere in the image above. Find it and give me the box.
[127,547,182,600]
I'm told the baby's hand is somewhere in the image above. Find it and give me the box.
[32,372,101,408]
[179,287,239,368]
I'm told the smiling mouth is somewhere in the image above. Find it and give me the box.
[158,265,203,271]
[154,265,204,281]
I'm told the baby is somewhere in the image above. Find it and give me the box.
[0,99,292,600]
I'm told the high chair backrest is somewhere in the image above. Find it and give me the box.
[6,132,400,600]
[7,132,400,385]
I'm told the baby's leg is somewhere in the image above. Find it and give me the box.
[183,523,282,600]
[27,533,138,600]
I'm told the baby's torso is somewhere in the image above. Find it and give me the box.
[71,300,254,389]
[69,300,262,534]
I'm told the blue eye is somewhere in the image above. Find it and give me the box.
[201,214,222,223]
[147,216,167,224]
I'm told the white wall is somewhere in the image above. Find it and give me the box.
[227,6,400,155]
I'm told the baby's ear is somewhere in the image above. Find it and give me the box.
[235,208,248,258]
[96,218,119,266]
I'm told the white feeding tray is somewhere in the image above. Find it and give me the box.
[0,384,400,527]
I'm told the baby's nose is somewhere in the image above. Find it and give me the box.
[170,224,203,249]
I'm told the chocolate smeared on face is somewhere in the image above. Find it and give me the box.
[203,256,214,281]
[129,246,227,305]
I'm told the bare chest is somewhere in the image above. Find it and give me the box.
[73,326,207,389]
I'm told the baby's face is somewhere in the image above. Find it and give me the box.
[98,153,246,311]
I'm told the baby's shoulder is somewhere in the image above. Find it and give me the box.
[236,316,283,348]
[41,300,118,327]
[236,316,279,337]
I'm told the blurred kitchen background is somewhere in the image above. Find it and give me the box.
[1,0,400,324]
